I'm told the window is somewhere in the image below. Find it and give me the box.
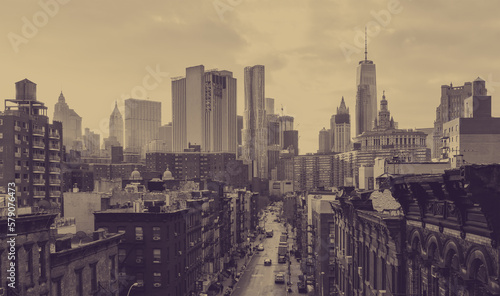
[90,263,97,292]
[110,255,116,281]
[118,249,126,263]
[135,227,144,240]
[153,249,161,263]
[75,268,83,296]
[38,243,46,280]
[153,272,162,287]
[136,249,144,264]
[153,227,161,240]
[25,244,34,285]
[52,277,62,296]
[136,273,144,287]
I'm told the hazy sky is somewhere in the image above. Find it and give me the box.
[1,0,499,154]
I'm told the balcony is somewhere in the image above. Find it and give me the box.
[49,132,60,139]
[33,154,45,161]
[14,126,21,132]
[49,144,60,150]
[14,152,21,158]
[33,166,45,173]
[49,167,61,174]
[50,191,61,197]
[14,139,21,145]
[33,179,45,185]
[33,128,44,136]
[34,191,45,198]
[33,141,45,149]
[49,156,60,162]
[15,178,21,183]
[49,179,61,185]
[15,165,21,171]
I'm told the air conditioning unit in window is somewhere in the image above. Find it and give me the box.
[153,283,162,287]
[174,232,178,237]
[190,242,194,247]
[178,251,183,255]
[137,281,144,287]
[378,291,387,296]
[178,273,181,277]
[136,236,143,241]
[345,256,352,264]
[153,236,160,241]
[357,267,363,276]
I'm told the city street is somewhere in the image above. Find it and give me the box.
[231,209,302,296]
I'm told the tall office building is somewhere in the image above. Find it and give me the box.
[109,101,123,147]
[355,34,377,136]
[158,123,173,152]
[0,79,63,208]
[331,97,351,153]
[172,65,237,153]
[267,114,280,179]
[283,130,299,156]
[83,128,100,156]
[279,115,294,149]
[318,128,330,153]
[432,81,472,159]
[266,98,275,115]
[124,98,161,153]
[237,115,243,158]
[53,91,82,151]
[242,65,268,179]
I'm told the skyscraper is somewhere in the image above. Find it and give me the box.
[266,98,275,115]
[172,65,237,153]
[0,79,63,208]
[158,123,173,152]
[124,98,161,153]
[318,127,330,153]
[242,65,268,179]
[279,115,294,150]
[83,128,100,156]
[355,32,377,136]
[432,81,472,159]
[53,91,82,150]
[331,97,351,153]
[109,101,123,147]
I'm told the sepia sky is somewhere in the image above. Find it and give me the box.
[1,0,499,154]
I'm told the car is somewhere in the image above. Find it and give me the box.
[275,273,285,284]
[297,281,307,293]
[257,244,264,251]
[264,258,272,266]
[235,272,242,279]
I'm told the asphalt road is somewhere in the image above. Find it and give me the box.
[231,208,303,296]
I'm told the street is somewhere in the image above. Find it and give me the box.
[231,208,303,296]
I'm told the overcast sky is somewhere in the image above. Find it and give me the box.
[1,0,499,154]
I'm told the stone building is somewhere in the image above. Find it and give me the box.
[388,164,500,295]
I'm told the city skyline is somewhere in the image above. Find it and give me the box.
[1,0,500,154]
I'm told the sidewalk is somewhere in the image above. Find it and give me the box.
[217,236,262,295]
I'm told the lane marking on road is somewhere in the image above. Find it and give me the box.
[251,274,264,277]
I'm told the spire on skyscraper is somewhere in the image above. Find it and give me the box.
[364,26,367,61]
[58,91,65,103]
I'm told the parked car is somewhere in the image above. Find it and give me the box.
[275,273,285,284]
[264,258,272,266]
[257,244,264,251]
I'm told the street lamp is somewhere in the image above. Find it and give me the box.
[127,282,139,296]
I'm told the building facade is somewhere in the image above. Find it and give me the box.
[124,98,161,154]
[0,79,63,208]
[355,47,377,136]
[242,65,268,179]
[52,91,82,151]
[94,209,189,296]
[330,97,351,153]
[109,101,124,147]
[433,81,472,159]
[172,65,237,153]
[318,128,331,154]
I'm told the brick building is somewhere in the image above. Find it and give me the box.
[94,208,189,296]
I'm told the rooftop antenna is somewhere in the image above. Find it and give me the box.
[364,26,368,61]
[281,104,284,116]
